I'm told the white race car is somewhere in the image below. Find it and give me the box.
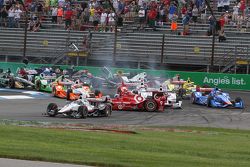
[46,97,112,119]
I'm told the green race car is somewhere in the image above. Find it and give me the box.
[35,75,57,92]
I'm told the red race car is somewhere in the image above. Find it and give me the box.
[111,84,166,112]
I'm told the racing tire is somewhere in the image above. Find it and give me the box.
[35,80,41,91]
[8,77,15,88]
[235,97,242,103]
[178,88,186,99]
[47,103,58,117]
[104,105,112,117]
[190,93,196,104]
[207,96,214,107]
[144,99,158,112]
[66,89,72,101]
[76,106,88,119]
[52,87,56,97]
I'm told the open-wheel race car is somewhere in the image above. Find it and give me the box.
[163,77,197,99]
[46,96,112,118]
[111,83,167,112]
[191,87,244,109]
[35,73,57,92]
[0,69,12,87]
[52,75,102,100]
[135,82,182,109]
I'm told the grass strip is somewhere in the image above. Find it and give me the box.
[0,125,250,167]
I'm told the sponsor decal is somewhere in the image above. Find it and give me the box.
[203,76,246,86]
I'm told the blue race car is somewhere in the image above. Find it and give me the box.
[191,88,244,109]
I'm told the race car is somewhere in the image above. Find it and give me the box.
[46,96,112,118]
[191,87,244,108]
[51,75,74,98]
[135,82,182,108]
[35,74,57,92]
[163,77,197,99]
[0,69,12,87]
[52,75,102,100]
[111,84,166,112]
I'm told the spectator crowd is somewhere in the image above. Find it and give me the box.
[0,0,249,35]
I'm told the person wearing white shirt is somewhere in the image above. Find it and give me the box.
[138,7,145,29]
[8,6,15,28]
[100,10,108,31]
[14,6,22,28]
[51,6,58,23]
[232,3,239,21]
[217,0,224,12]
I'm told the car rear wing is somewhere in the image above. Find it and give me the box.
[196,87,214,92]
[170,80,186,85]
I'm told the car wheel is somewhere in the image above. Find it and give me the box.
[8,77,15,88]
[235,97,242,103]
[52,87,56,97]
[75,106,88,119]
[190,93,196,104]
[35,80,41,91]
[66,89,72,101]
[144,99,158,112]
[47,103,58,117]
[207,96,213,107]
[104,105,112,117]
[178,88,186,99]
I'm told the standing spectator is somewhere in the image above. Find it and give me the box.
[192,5,198,23]
[168,3,177,22]
[223,0,230,12]
[0,0,3,9]
[239,0,246,18]
[45,0,50,15]
[138,6,145,29]
[208,15,216,36]
[100,9,108,31]
[200,4,207,23]
[245,7,250,28]
[218,14,225,34]
[51,6,57,23]
[182,13,190,35]
[0,5,8,27]
[232,3,239,22]
[237,14,243,31]
[89,6,95,23]
[14,5,22,28]
[36,1,44,18]
[57,6,63,24]
[181,5,187,19]
[108,9,115,31]
[92,7,100,31]
[50,0,58,7]
[171,12,178,33]
[7,5,14,28]
[217,0,224,12]
[64,6,73,30]
[147,7,157,28]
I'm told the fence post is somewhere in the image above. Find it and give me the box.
[161,34,165,64]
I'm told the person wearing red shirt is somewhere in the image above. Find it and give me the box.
[148,8,157,28]
[64,7,73,30]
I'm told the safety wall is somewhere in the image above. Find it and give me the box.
[0,62,249,90]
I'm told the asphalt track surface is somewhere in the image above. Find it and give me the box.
[0,88,250,130]
[0,158,91,167]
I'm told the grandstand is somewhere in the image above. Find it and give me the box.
[0,0,249,73]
